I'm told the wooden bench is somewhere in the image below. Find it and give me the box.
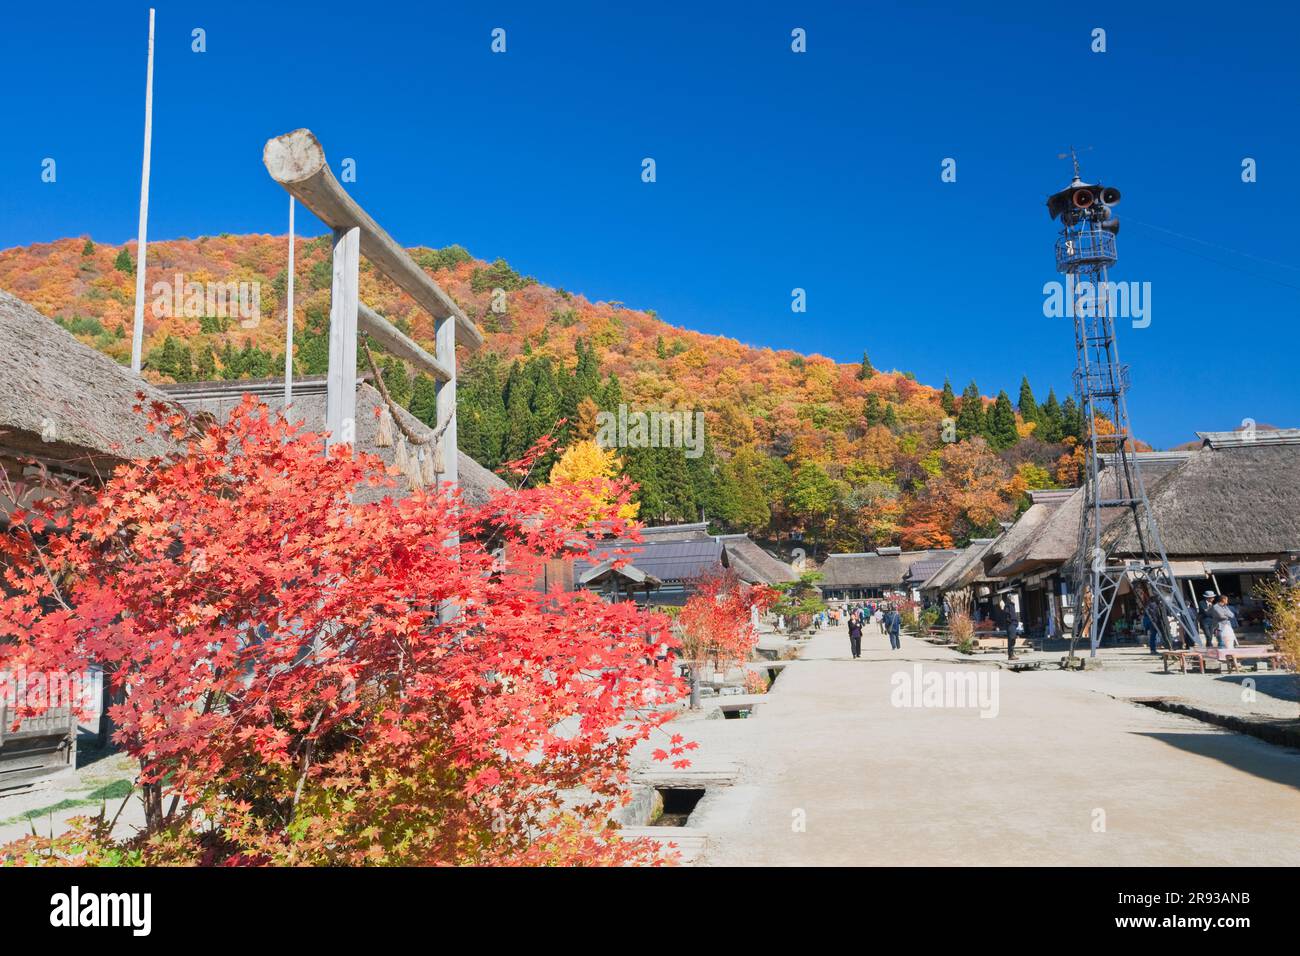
[1162,646,1286,674]
[1161,649,1217,673]
[1220,647,1286,673]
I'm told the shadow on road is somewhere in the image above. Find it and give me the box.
[1134,731,1300,791]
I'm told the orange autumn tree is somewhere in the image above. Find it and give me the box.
[901,437,1018,546]
[0,398,690,866]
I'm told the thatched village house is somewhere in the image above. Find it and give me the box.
[922,452,1192,639]
[1100,430,1300,633]
[817,547,958,604]
[715,532,801,589]
[925,439,1300,643]
[918,538,1001,619]
[974,489,1075,634]
[1,290,179,783]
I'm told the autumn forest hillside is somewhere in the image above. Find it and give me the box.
[0,235,1095,553]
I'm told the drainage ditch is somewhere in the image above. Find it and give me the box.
[651,787,706,827]
[712,702,758,720]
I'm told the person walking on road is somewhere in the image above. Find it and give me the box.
[848,618,863,659]
[1000,597,1020,661]
[885,605,902,650]
[1142,596,1162,655]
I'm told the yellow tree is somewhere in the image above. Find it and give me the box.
[549,439,640,520]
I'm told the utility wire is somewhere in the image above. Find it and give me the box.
[1126,217,1300,274]
[1125,220,1300,294]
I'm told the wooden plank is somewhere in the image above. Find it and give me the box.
[358,302,451,383]
[327,227,360,451]
[263,128,484,351]
[435,315,458,485]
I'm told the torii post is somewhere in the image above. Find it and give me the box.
[262,129,484,487]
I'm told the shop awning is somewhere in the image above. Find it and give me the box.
[1166,559,1278,578]
[1204,560,1278,575]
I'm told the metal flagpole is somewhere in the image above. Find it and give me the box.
[129,8,156,375]
[285,196,295,405]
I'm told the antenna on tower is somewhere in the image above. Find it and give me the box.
[1056,145,1093,182]
[1045,164,1200,663]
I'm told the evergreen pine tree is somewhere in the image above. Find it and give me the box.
[113,247,134,276]
[526,357,564,480]
[719,449,771,532]
[502,360,536,465]
[219,341,237,379]
[1060,395,1084,441]
[940,378,957,416]
[986,391,1020,450]
[856,350,876,381]
[297,306,330,374]
[1017,376,1039,425]
[381,357,412,408]
[411,373,439,427]
[599,372,623,413]
[81,239,95,256]
[955,381,985,441]
[882,403,900,432]
[864,394,884,427]
[686,435,730,527]
[624,445,667,521]
[527,358,563,439]
[659,448,698,522]
[451,356,509,469]
[559,338,602,444]
[1038,388,1065,443]
[196,346,216,381]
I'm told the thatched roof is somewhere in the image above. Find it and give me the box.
[819,549,953,589]
[717,534,799,585]
[985,497,1067,578]
[161,377,507,507]
[996,453,1193,575]
[922,538,999,592]
[1103,439,1300,558]
[0,289,175,473]
[1196,428,1300,448]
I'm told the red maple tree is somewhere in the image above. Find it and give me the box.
[674,568,776,708]
[0,398,692,865]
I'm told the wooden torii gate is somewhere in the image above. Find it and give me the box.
[262,129,484,485]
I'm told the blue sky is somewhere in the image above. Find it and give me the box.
[3,0,1298,448]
